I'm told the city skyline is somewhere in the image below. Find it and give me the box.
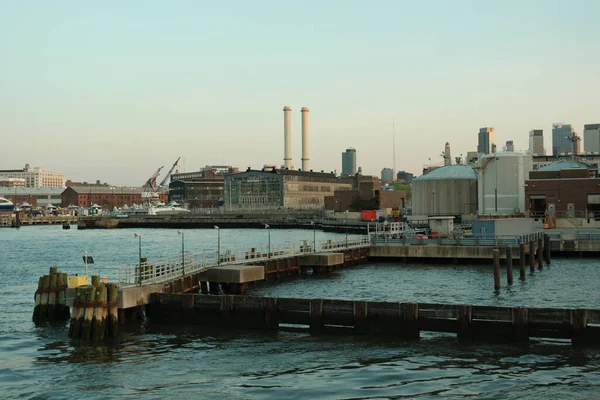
[1,1,600,185]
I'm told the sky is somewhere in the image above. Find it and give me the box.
[1,1,599,185]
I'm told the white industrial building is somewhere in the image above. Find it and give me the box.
[476,152,533,216]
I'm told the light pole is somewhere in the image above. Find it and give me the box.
[133,232,142,284]
[494,152,498,214]
[214,225,220,265]
[178,230,185,275]
[264,223,271,258]
[310,220,316,252]
[345,210,349,248]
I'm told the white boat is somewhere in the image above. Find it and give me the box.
[150,202,190,215]
[0,197,14,212]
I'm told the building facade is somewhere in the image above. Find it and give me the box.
[0,187,64,208]
[584,123,600,154]
[551,123,578,156]
[224,168,352,209]
[341,148,357,177]
[529,129,545,156]
[61,186,168,208]
[0,177,25,187]
[0,164,65,187]
[168,180,224,209]
[477,127,494,155]
[381,168,394,184]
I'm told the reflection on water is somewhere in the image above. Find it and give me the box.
[2,227,600,398]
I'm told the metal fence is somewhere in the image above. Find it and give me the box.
[117,235,373,287]
[372,232,545,247]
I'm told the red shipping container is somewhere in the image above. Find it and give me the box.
[361,210,377,221]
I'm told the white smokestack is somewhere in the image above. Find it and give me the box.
[283,106,292,169]
[301,107,309,171]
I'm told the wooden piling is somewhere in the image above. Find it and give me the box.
[571,309,588,345]
[39,275,50,321]
[506,247,513,285]
[402,302,419,340]
[47,272,58,321]
[107,283,119,337]
[543,234,551,265]
[537,237,543,269]
[92,284,107,340]
[264,297,278,330]
[69,287,88,338]
[457,305,473,340]
[92,275,100,286]
[519,243,526,281]
[80,286,95,340]
[310,298,324,334]
[529,240,535,273]
[354,301,368,334]
[33,276,44,321]
[493,249,500,291]
[512,307,529,342]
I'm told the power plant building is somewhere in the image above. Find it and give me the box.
[529,129,545,156]
[411,165,477,217]
[477,152,533,216]
[223,168,351,209]
[584,123,600,154]
[477,127,494,155]
[342,148,357,177]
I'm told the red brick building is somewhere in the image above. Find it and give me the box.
[525,161,600,218]
[324,177,406,211]
[61,186,168,208]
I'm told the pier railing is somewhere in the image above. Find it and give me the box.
[373,232,544,247]
[117,235,373,287]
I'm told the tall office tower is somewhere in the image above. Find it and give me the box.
[381,168,394,184]
[529,129,545,155]
[506,140,514,152]
[584,123,600,154]
[552,123,575,156]
[477,127,494,154]
[341,148,357,177]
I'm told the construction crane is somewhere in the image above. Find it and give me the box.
[141,166,164,206]
[158,157,180,189]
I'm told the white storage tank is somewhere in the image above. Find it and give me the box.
[412,165,477,216]
[477,151,533,216]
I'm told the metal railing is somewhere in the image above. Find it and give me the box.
[373,232,545,247]
[117,235,373,287]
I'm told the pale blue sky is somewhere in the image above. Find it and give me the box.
[1,1,599,184]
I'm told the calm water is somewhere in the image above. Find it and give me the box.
[1,226,600,399]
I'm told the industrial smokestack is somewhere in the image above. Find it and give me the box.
[444,142,451,166]
[301,107,309,171]
[283,106,292,169]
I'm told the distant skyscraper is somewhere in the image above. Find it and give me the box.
[584,123,600,154]
[396,171,414,183]
[477,127,494,154]
[341,148,357,177]
[381,168,394,184]
[529,129,545,156]
[552,123,576,156]
[506,140,514,152]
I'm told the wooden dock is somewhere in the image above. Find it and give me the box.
[0,214,78,227]
[147,294,599,345]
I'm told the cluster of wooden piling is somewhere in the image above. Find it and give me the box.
[68,276,118,340]
[33,267,70,323]
[494,234,552,290]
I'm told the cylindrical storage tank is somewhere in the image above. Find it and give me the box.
[412,165,477,216]
[477,152,533,215]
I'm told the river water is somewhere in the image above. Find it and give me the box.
[1,226,600,399]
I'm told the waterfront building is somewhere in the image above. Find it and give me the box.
[525,161,600,218]
[466,151,478,164]
[381,168,394,184]
[0,187,64,209]
[341,148,357,177]
[529,129,545,156]
[0,177,25,187]
[171,165,239,182]
[584,123,600,154]
[0,164,65,187]
[552,123,579,156]
[224,167,350,209]
[477,127,494,155]
[61,186,168,208]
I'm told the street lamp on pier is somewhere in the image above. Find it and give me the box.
[345,210,349,248]
[310,220,316,252]
[133,232,142,284]
[178,230,185,275]
[264,224,271,258]
[214,226,220,265]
